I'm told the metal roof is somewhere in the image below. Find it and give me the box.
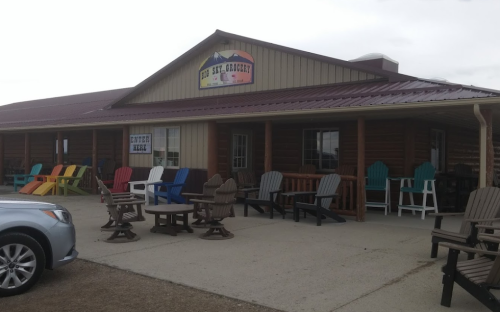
[0,80,499,130]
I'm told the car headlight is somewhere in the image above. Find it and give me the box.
[41,209,71,224]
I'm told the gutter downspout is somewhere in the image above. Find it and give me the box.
[473,104,487,188]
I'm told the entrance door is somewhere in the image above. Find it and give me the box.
[231,130,253,175]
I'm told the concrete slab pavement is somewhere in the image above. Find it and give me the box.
[0,187,494,312]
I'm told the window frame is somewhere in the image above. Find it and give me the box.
[302,128,340,172]
[232,133,249,170]
[152,126,181,169]
[54,137,69,164]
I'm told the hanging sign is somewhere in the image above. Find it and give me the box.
[129,134,151,154]
[199,50,254,89]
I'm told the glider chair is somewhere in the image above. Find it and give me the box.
[439,235,500,311]
[191,178,238,240]
[153,168,190,205]
[365,161,391,215]
[100,166,133,203]
[33,165,77,196]
[19,164,63,194]
[182,173,224,227]
[13,163,42,192]
[397,162,438,220]
[243,171,284,219]
[294,173,345,226]
[430,187,500,259]
[129,166,164,205]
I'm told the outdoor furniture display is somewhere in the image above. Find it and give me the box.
[365,161,391,215]
[13,163,43,192]
[153,167,190,204]
[144,204,194,236]
[397,162,438,220]
[430,187,500,259]
[100,166,133,203]
[58,165,89,196]
[243,171,284,219]
[190,178,237,240]
[293,173,345,226]
[298,164,316,174]
[97,179,143,243]
[129,166,164,205]
[439,235,500,311]
[19,164,64,194]
[182,173,224,227]
[99,159,116,180]
[32,165,77,196]
[235,169,258,199]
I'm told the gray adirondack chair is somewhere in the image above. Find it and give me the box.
[430,187,500,259]
[294,174,345,226]
[97,178,145,243]
[439,235,500,311]
[182,173,224,227]
[191,178,238,239]
[243,171,284,219]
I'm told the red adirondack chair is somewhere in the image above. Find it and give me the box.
[100,167,133,203]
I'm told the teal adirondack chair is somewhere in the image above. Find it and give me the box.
[365,161,391,215]
[153,168,190,204]
[13,163,43,191]
[397,162,438,220]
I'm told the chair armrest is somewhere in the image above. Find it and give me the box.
[190,199,215,204]
[466,218,500,223]
[269,189,282,194]
[116,200,146,206]
[282,191,317,197]
[128,180,148,185]
[242,188,260,193]
[475,224,500,230]
[429,212,465,217]
[478,234,500,245]
[439,242,500,256]
[145,180,163,186]
[316,193,338,199]
[182,192,203,197]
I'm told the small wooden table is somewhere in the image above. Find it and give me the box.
[144,204,194,236]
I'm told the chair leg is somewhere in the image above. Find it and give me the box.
[244,202,248,217]
[398,179,404,217]
[432,181,439,213]
[421,191,428,220]
[431,242,439,258]
[441,249,459,307]
[316,202,322,226]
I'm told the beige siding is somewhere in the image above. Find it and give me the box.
[129,122,208,169]
[125,40,382,104]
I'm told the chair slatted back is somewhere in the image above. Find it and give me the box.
[459,187,500,235]
[413,162,436,191]
[28,164,43,182]
[210,178,237,219]
[237,170,257,186]
[257,171,283,201]
[113,167,133,191]
[203,174,223,198]
[170,168,190,196]
[298,164,316,174]
[49,165,64,177]
[367,161,388,188]
[147,166,165,193]
[70,166,88,187]
[97,178,120,221]
[52,165,76,183]
[336,165,355,176]
[314,174,341,209]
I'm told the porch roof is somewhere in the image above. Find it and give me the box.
[0,79,499,131]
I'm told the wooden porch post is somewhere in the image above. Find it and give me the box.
[57,131,64,165]
[481,108,494,186]
[91,129,98,194]
[122,125,129,167]
[24,133,30,174]
[265,121,272,172]
[207,121,218,178]
[0,134,4,185]
[356,117,366,222]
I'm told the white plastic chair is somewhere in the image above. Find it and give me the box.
[129,166,164,205]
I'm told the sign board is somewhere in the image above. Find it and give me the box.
[129,134,151,154]
[199,50,254,89]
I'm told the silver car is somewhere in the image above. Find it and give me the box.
[0,198,78,297]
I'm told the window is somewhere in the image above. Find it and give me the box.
[232,134,248,169]
[153,127,180,168]
[54,138,68,164]
[431,129,445,172]
[303,129,339,170]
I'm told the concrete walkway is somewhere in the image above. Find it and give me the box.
[0,187,495,312]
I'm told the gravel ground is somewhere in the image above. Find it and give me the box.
[2,259,283,312]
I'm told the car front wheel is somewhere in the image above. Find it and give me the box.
[0,232,46,297]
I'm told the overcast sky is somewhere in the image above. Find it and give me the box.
[1,0,499,106]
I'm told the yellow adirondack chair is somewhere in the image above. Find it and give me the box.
[32,165,77,196]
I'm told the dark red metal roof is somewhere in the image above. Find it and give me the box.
[0,80,499,130]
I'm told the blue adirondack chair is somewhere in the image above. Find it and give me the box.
[153,168,190,204]
[13,163,43,191]
[365,161,391,215]
[397,162,438,220]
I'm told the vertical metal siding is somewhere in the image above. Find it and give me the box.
[125,40,382,104]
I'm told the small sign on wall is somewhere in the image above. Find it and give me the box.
[130,134,152,154]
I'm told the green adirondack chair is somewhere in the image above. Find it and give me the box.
[397,162,438,220]
[57,165,89,196]
[365,161,391,215]
[13,163,43,191]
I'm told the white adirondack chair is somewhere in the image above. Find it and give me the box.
[129,166,164,205]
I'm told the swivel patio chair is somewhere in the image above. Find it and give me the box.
[129,166,164,205]
[13,163,42,192]
[153,168,189,204]
[100,166,133,203]
[243,171,284,219]
[365,161,391,215]
[182,173,224,227]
